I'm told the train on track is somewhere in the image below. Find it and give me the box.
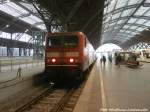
[45,32,95,80]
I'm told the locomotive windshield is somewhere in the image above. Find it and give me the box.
[47,36,78,48]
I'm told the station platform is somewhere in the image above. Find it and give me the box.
[138,58,150,63]
[73,60,150,112]
[0,56,44,83]
[0,64,45,106]
[0,65,44,83]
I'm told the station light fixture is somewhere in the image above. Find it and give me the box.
[6,24,10,28]
[25,29,29,33]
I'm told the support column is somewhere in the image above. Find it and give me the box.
[23,48,27,56]
[19,48,22,56]
[7,47,10,57]
[28,49,31,56]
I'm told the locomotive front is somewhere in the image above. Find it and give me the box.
[45,32,84,79]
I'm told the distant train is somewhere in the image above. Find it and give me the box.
[45,32,95,80]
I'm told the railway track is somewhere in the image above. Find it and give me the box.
[7,63,94,112]
[11,80,84,112]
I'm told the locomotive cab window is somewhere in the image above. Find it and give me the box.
[47,36,78,48]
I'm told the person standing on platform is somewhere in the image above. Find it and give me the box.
[100,57,103,64]
[102,56,106,65]
[108,54,112,63]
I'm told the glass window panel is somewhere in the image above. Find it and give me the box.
[134,6,149,16]
[137,27,144,31]
[128,18,137,23]
[12,33,31,42]
[102,20,106,25]
[109,22,116,26]
[129,26,138,29]
[123,25,130,29]
[144,9,150,16]
[120,30,126,32]
[125,30,131,34]
[0,2,28,17]
[29,15,42,23]
[19,2,37,13]
[117,20,126,24]
[106,28,112,32]
[20,17,36,24]
[0,32,11,39]
[121,8,135,17]
[20,15,43,25]
[107,0,116,13]
[114,26,121,29]
[112,12,121,19]
[128,0,143,5]
[125,35,132,38]
[105,16,111,23]
[103,25,108,30]
[144,21,150,26]
[0,4,20,17]
[115,38,127,41]
[130,32,137,35]
[118,33,128,37]
[12,33,21,40]
[7,2,28,14]
[108,25,114,29]
[145,0,150,3]
[37,24,46,30]
[104,1,108,5]
[129,34,135,37]
[104,7,107,14]
[135,19,147,24]
[123,31,130,35]
[116,0,128,9]
[19,34,26,42]
[19,34,31,42]
[105,24,109,29]
[121,31,128,35]
[117,33,123,36]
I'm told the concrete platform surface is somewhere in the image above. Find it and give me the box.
[0,65,45,103]
[74,61,150,112]
[73,63,102,112]
[0,65,44,83]
[138,58,150,63]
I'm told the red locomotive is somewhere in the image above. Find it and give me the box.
[45,32,95,80]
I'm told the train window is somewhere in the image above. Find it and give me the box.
[47,36,78,48]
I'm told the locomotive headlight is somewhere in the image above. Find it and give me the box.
[69,58,74,63]
[52,58,56,63]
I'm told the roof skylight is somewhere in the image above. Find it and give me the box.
[0,2,46,31]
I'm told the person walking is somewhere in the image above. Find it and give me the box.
[116,54,121,67]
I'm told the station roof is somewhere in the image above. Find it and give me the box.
[27,0,105,49]
[102,0,150,48]
[1,0,150,49]
[0,1,46,34]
